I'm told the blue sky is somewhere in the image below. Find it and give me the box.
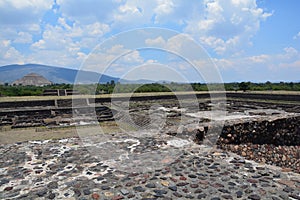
[0,0,300,83]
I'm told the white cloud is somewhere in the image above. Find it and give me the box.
[31,39,46,49]
[58,17,72,30]
[2,40,11,48]
[283,47,298,58]
[28,23,83,66]
[13,32,33,44]
[0,40,25,65]
[213,58,234,69]
[293,32,300,40]
[203,47,300,82]
[247,54,269,63]
[214,47,300,71]
[57,0,121,23]
[154,0,175,23]
[145,59,158,64]
[0,25,40,51]
[86,22,110,36]
[0,0,54,65]
[2,0,272,60]
[143,33,224,83]
[0,0,53,24]
[112,1,157,29]
[56,0,180,29]
[144,34,194,55]
[0,0,52,9]
[31,25,70,51]
[279,60,300,69]
[155,0,175,15]
[83,44,144,74]
[145,36,166,47]
[122,63,187,82]
[106,45,129,55]
[27,17,111,67]
[185,0,272,55]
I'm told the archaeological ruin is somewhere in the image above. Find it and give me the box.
[0,92,300,199]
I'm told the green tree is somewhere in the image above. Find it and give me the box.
[239,82,251,92]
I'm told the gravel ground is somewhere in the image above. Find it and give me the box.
[1,137,300,200]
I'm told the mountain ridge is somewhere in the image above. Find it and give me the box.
[0,64,119,84]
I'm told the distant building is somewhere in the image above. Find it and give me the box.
[12,73,52,86]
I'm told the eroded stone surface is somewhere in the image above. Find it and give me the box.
[1,137,300,199]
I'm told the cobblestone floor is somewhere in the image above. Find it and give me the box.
[1,136,300,200]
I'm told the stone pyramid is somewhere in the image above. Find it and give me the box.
[12,73,52,86]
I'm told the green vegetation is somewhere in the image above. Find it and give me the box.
[0,81,299,97]
[0,85,44,96]
[238,82,251,92]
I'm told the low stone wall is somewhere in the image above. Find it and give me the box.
[0,105,113,128]
[56,99,88,107]
[0,92,299,109]
[217,115,300,146]
[226,92,300,102]
[0,100,55,109]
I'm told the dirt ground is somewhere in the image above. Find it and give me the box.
[1,91,299,102]
[0,121,121,144]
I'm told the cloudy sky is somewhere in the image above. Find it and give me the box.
[0,0,300,82]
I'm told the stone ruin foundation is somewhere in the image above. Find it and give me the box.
[0,92,300,199]
[0,93,299,172]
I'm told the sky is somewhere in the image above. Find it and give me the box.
[0,0,300,83]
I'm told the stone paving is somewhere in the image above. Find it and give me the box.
[1,136,300,200]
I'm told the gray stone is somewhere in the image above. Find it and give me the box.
[188,174,197,178]
[283,187,294,193]
[47,181,58,189]
[236,191,243,198]
[48,193,56,199]
[176,182,188,187]
[0,178,9,186]
[120,189,129,195]
[154,189,167,197]
[168,186,177,191]
[197,193,207,199]
[83,189,91,195]
[36,189,47,197]
[271,196,281,200]
[173,192,183,198]
[133,186,145,192]
[101,185,110,190]
[145,183,156,188]
[248,194,261,200]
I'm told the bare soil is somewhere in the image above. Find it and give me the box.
[0,121,120,144]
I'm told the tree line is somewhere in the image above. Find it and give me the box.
[0,81,299,96]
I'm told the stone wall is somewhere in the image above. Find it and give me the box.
[226,92,300,102]
[0,105,113,128]
[57,99,88,107]
[0,100,55,109]
[217,115,300,146]
[0,92,299,109]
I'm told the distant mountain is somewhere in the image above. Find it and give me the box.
[0,64,119,84]
[120,79,156,84]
